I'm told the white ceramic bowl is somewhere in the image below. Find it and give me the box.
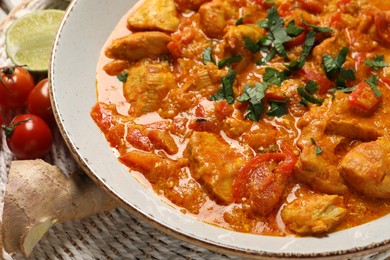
[50,0,390,258]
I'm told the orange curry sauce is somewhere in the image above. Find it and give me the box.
[92,0,390,236]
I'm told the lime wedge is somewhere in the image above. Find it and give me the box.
[5,9,65,73]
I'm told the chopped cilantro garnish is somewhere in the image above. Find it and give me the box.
[303,20,333,33]
[267,100,288,117]
[286,30,316,70]
[286,20,304,37]
[298,83,323,105]
[364,55,389,70]
[263,67,290,86]
[323,47,349,79]
[273,39,289,60]
[257,19,269,29]
[365,75,382,97]
[305,80,319,94]
[322,47,355,89]
[218,55,243,68]
[244,37,260,53]
[328,86,356,93]
[257,34,274,50]
[256,48,276,65]
[203,47,215,65]
[310,137,323,155]
[117,71,128,83]
[210,69,237,104]
[237,82,269,121]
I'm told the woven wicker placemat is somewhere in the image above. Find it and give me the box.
[0,0,239,259]
[0,0,390,259]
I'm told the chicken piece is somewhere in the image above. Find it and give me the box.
[103,60,131,76]
[120,150,180,184]
[294,145,349,195]
[184,131,245,203]
[105,32,171,61]
[325,92,382,141]
[241,125,278,152]
[199,0,236,39]
[175,0,210,11]
[123,61,176,116]
[339,137,390,198]
[120,151,205,213]
[127,0,179,32]
[224,24,266,52]
[282,194,346,235]
[147,129,179,155]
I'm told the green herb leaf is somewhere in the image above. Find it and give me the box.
[340,68,356,81]
[256,19,269,29]
[273,39,289,60]
[286,30,316,70]
[257,34,273,48]
[237,82,269,121]
[286,20,304,37]
[256,48,276,65]
[267,100,288,117]
[335,47,349,68]
[211,69,237,103]
[298,86,323,104]
[263,67,290,86]
[364,55,389,70]
[305,80,319,94]
[218,55,243,68]
[310,137,323,155]
[203,47,215,65]
[365,75,382,97]
[117,71,129,83]
[322,54,339,79]
[303,20,333,33]
[244,37,260,53]
[328,86,356,93]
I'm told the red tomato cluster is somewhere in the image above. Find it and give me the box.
[0,66,54,159]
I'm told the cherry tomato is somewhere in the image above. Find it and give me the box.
[27,78,55,125]
[3,114,53,159]
[0,66,35,109]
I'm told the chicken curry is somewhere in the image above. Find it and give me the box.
[92,0,390,236]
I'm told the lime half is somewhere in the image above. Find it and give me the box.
[5,9,65,73]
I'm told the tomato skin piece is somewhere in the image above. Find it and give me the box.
[348,81,382,114]
[232,144,297,216]
[0,66,35,109]
[27,78,55,126]
[4,114,53,159]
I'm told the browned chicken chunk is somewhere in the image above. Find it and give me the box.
[127,0,179,32]
[184,131,245,203]
[294,145,348,195]
[199,0,236,38]
[282,194,347,235]
[105,32,171,61]
[339,137,390,198]
[123,61,176,116]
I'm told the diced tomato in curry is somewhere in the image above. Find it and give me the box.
[93,0,390,236]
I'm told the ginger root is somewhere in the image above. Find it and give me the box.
[2,159,119,257]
